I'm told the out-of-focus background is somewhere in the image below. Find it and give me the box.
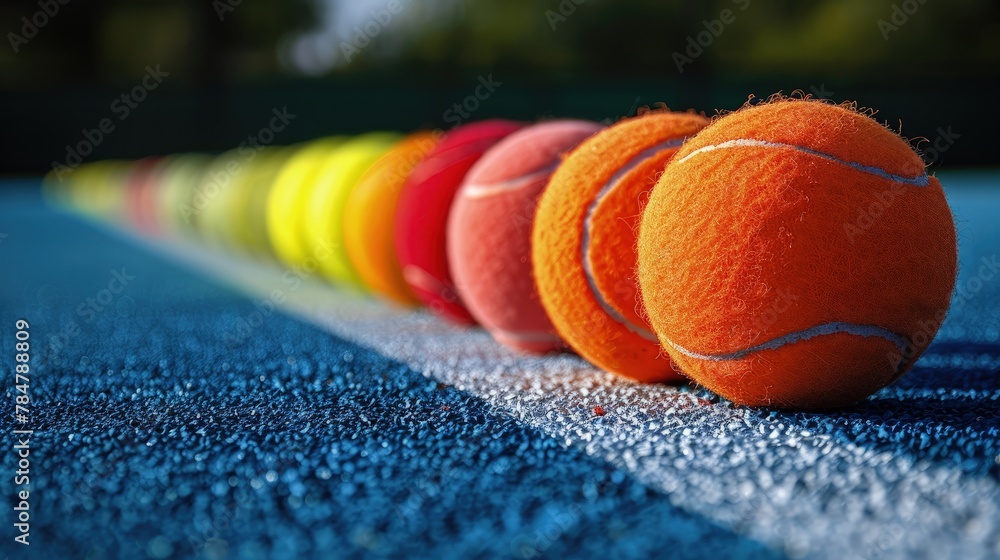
[2,4,1000,559]
[1,0,999,176]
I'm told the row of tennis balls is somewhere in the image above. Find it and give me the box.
[51,98,957,410]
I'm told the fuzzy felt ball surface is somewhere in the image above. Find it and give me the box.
[533,111,708,381]
[448,120,603,353]
[303,132,400,289]
[394,119,524,325]
[637,99,958,409]
[344,132,439,307]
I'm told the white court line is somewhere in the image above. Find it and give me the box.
[118,228,1000,560]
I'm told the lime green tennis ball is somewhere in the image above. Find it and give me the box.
[156,154,212,238]
[196,150,245,250]
[303,132,401,288]
[233,147,297,260]
[75,161,133,222]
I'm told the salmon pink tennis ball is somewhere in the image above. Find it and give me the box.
[448,120,603,353]
[123,157,166,235]
[637,100,957,409]
[395,119,524,325]
[533,111,708,382]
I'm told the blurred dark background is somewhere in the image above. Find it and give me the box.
[1,0,999,176]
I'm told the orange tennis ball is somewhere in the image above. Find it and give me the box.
[637,99,957,409]
[449,120,603,353]
[344,132,439,307]
[533,111,708,381]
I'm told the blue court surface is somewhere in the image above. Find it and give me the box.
[1,171,998,560]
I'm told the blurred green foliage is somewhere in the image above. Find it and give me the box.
[1,0,998,88]
[0,0,997,172]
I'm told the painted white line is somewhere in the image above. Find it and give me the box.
[115,228,1000,560]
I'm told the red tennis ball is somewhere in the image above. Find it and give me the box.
[395,120,524,325]
[638,99,958,409]
[448,120,603,353]
[533,111,709,382]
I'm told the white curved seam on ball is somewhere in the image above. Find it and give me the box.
[461,163,562,199]
[581,137,687,343]
[663,321,909,362]
[490,328,562,343]
[403,265,452,295]
[675,139,930,186]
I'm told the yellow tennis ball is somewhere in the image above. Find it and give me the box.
[67,161,129,221]
[54,163,97,213]
[303,132,401,288]
[57,163,95,213]
[196,149,246,250]
[266,138,344,268]
[197,147,294,257]
[215,152,263,255]
[100,161,133,223]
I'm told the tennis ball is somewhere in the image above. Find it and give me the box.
[533,111,708,381]
[449,120,603,353]
[234,147,296,260]
[197,149,246,250]
[58,162,95,215]
[637,99,957,409]
[266,137,344,268]
[343,132,439,307]
[303,132,401,288]
[156,154,211,238]
[70,161,131,222]
[122,157,167,235]
[199,147,294,258]
[204,151,263,254]
[41,165,75,210]
[395,120,524,325]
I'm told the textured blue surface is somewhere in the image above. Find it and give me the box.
[0,172,998,559]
